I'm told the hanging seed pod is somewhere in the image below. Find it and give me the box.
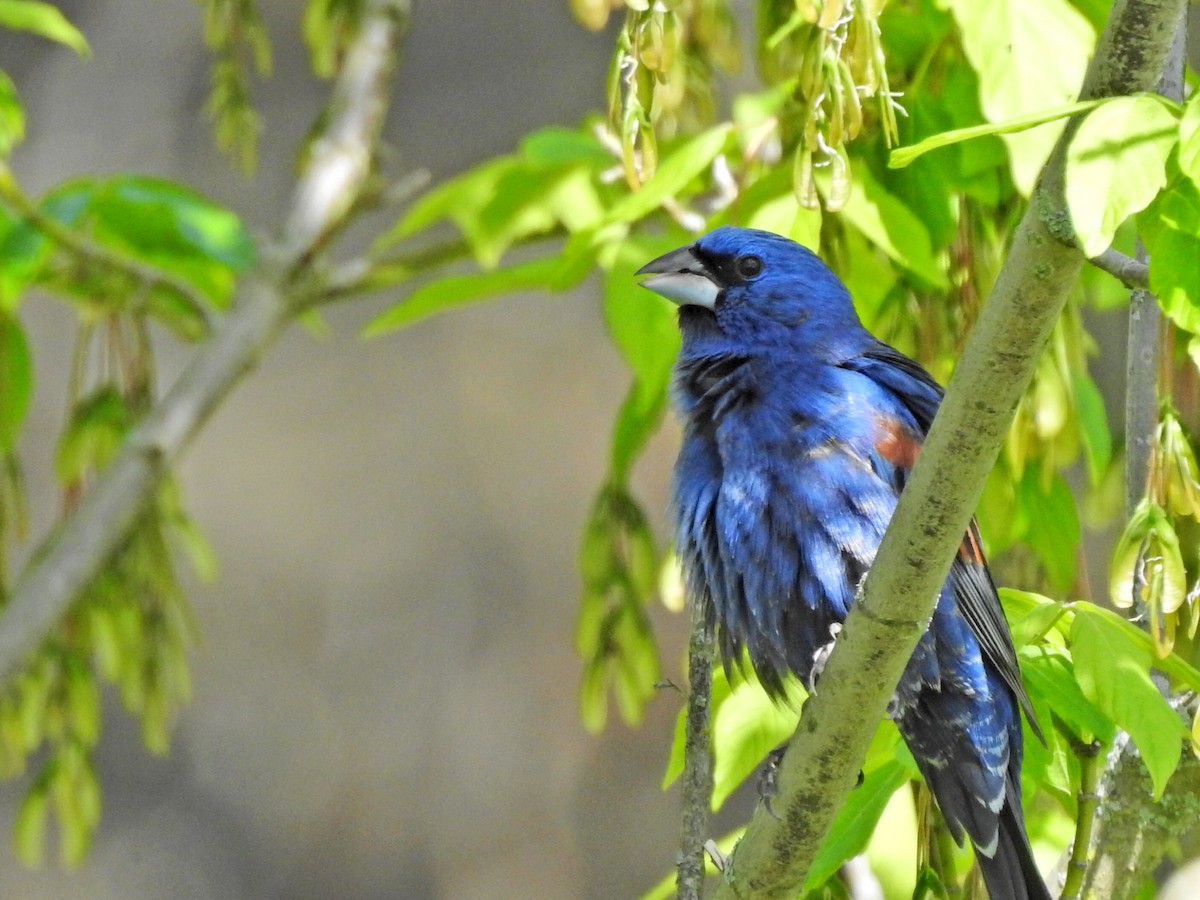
[817,0,845,29]
[793,145,819,208]
[1160,412,1200,520]
[837,58,863,141]
[1110,500,1153,610]
[823,142,852,211]
[1110,500,1188,658]
[571,0,622,30]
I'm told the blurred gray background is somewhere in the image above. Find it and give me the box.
[0,1,716,897]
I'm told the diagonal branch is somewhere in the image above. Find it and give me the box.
[0,0,412,687]
[711,0,1188,895]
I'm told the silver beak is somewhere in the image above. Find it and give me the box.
[635,244,720,310]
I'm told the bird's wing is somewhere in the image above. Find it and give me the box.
[844,343,1042,739]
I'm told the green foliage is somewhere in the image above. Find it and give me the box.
[304,0,364,78]
[0,1,89,56]
[0,72,25,158]
[888,99,1106,169]
[0,130,248,864]
[0,173,255,335]
[1066,96,1179,257]
[649,589,1197,893]
[1140,173,1200,332]
[198,0,272,173]
[943,0,1094,193]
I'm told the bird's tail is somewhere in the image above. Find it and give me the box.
[974,789,1052,900]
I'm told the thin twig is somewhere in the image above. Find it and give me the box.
[1088,248,1149,291]
[0,0,412,687]
[1060,737,1103,900]
[317,237,473,305]
[1125,244,1159,515]
[677,602,715,900]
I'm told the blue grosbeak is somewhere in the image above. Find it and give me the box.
[639,226,1049,900]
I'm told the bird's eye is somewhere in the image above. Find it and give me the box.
[735,255,763,279]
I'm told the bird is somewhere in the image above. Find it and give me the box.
[637,226,1050,900]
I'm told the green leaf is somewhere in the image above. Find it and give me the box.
[604,124,731,225]
[1140,177,1200,333]
[1020,699,1078,811]
[1019,646,1114,742]
[1071,607,1187,797]
[0,0,89,55]
[839,228,900,330]
[1072,371,1112,484]
[835,164,948,289]
[382,155,519,247]
[520,126,611,169]
[0,70,24,157]
[55,387,131,483]
[1074,600,1200,694]
[363,256,566,337]
[90,175,255,301]
[1179,92,1200,183]
[1001,588,1069,646]
[1016,471,1079,593]
[13,175,254,326]
[13,782,48,867]
[380,128,609,265]
[603,235,684,478]
[0,310,31,453]
[1066,96,1179,257]
[465,166,604,267]
[889,99,1106,169]
[945,0,1095,193]
[710,679,800,809]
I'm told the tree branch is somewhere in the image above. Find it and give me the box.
[710,0,1188,895]
[677,603,715,899]
[0,0,412,686]
[1088,248,1149,291]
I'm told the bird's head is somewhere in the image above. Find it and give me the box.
[636,226,864,354]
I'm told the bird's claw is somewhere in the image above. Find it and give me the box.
[756,742,864,821]
[757,744,788,819]
[807,622,843,693]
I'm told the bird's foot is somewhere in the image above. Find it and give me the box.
[807,622,843,693]
[757,744,788,819]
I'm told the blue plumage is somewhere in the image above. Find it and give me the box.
[638,226,1049,900]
